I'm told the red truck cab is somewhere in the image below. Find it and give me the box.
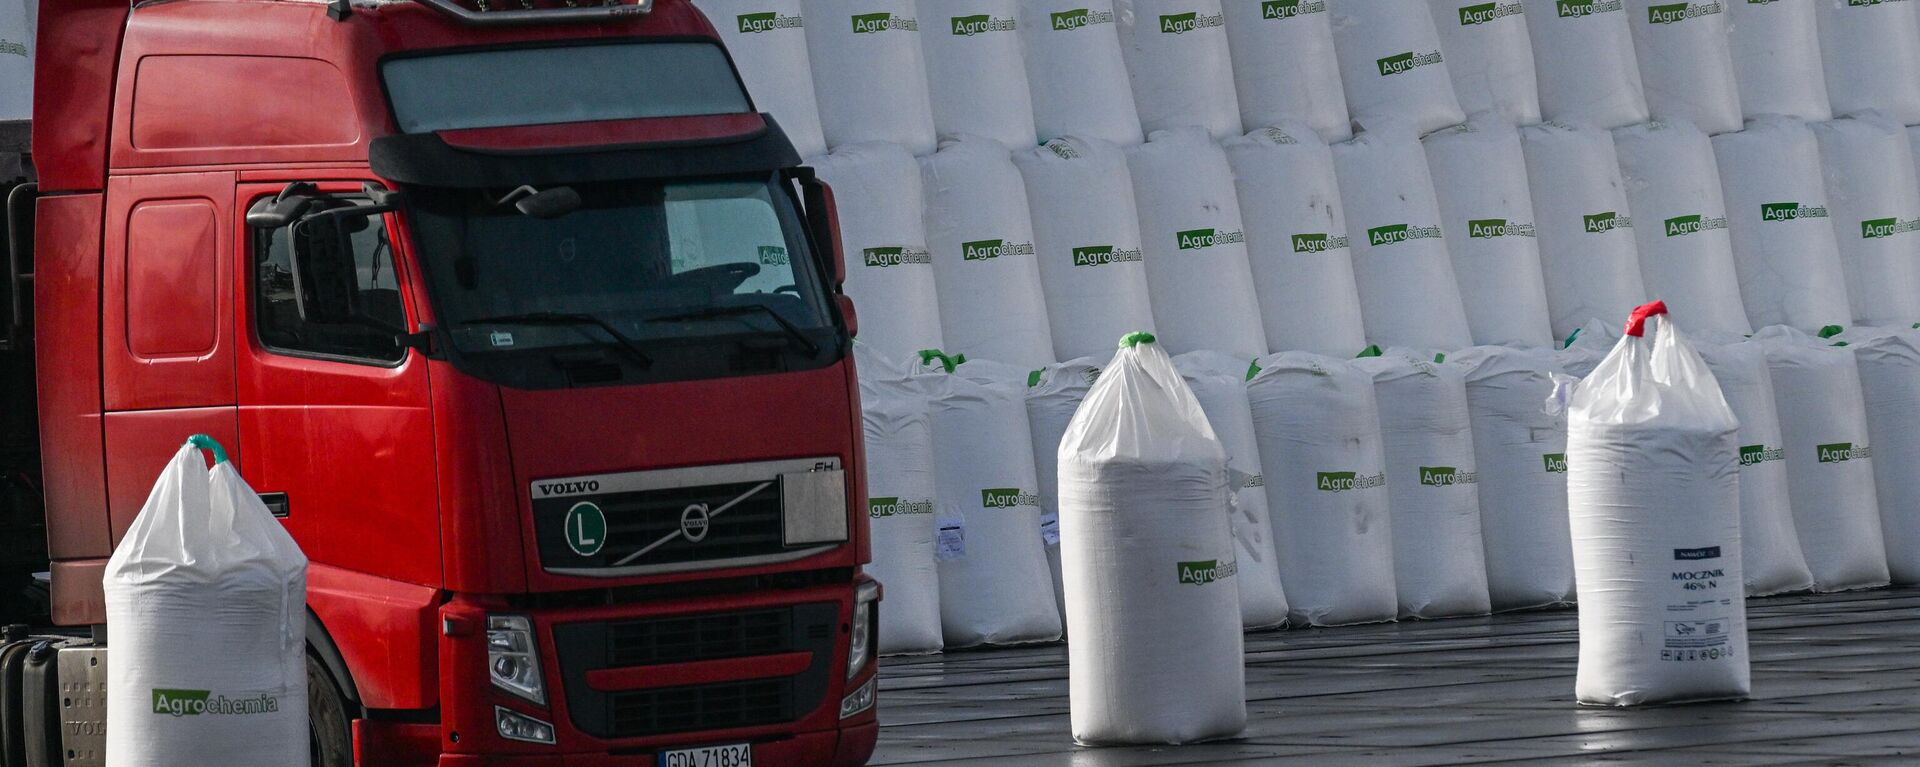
[4,1,878,764]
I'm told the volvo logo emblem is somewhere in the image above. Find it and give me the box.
[681,503,712,542]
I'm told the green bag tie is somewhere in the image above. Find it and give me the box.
[1817,324,1845,339]
[1119,331,1157,348]
[1356,345,1383,358]
[187,434,229,465]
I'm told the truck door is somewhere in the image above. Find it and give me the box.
[234,181,441,585]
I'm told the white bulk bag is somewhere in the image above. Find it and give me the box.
[1567,304,1748,706]
[1754,326,1890,592]
[1353,349,1492,619]
[1814,0,1920,125]
[1126,128,1269,357]
[803,0,937,155]
[914,353,1063,647]
[1522,0,1648,130]
[811,143,941,360]
[916,0,1037,149]
[1113,0,1241,140]
[0,0,30,123]
[1809,113,1920,328]
[1327,0,1466,135]
[1060,335,1245,745]
[1026,356,1106,626]
[1450,346,1576,611]
[1223,0,1351,142]
[1223,123,1368,357]
[855,345,945,655]
[1019,0,1144,146]
[1724,0,1830,122]
[1831,326,1920,585]
[1247,353,1398,626]
[1422,117,1556,348]
[1613,119,1752,337]
[695,0,828,158]
[1689,333,1814,597]
[106,440,308,767]
[1013,137,1158,361]
[920,137,1056,368]
[1176,350,1290,630]
[1427,0,1542,124]
[1624,0,1742,135]
[1331,121,1475,351]
[1521,121,1649,342]
[1711,116,1855,332]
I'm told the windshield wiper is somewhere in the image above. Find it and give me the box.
[646,304,821,356]
[460,311,654,368]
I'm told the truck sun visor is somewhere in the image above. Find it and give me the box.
[370,115,801,188]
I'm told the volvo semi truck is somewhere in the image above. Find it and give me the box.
[0,1,880,764]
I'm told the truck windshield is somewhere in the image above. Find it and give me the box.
[407,175,835,366]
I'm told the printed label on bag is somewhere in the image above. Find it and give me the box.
[1458,1,1524,25]
[1674,546,1722,560]
[1661,617,1732,660]
[1176,558,1238,585]
[1072,244,1144,266]
[935,517,965,560]
[961,239,1035,261]
[1159,11,1224,34]
[1860,217,1920,239]
[1847,0,1910,7]
[862,245,931,267]
[1049,7,1114,30]
[951,14,1015,35]
[868,497,934,518]
[1646,1,1721,24]
[1418,466,1479,486]
[1582,211,1632,233]
[1817,442,1872,463]
[1176,228,1247,250]
[851,12,916,34]
[1377,50,1444,77]
[1317,470,1387,492]
[152,688,283,717]
[1468,218,1536,238]
[1760,202,1829,221]
[1556,0,1623,17]
[1739,444,1784,466]
[1543,453,1568,473]
[1040,512,1061,545]
[980,488,1041,509]
[1366,223,1444,246]
[737,11,803,33]
[1292,232,1351,252]
[1263,0,1327,20]
[1664,214,1728,237]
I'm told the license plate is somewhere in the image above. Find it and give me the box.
[658,743,752,767]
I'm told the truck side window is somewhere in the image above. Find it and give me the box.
[252,209,407,363]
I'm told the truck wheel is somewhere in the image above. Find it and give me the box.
[309,653,354,767]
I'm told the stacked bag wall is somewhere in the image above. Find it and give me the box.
[1248,353,1398,626]
[1724,0,1831,121]
[1019,0,1145,145]
[855,345,944,655]
[1521,121,1648,341]
[1353,350,1492,619]
[1026,357,1107,625]
[916,355,1063,647]
[1332,121,1475,351]
[916,0,1036,149]
[1423,117,1556,348]
[1013,137,1159,362]
[695,0,829,158]
[1451,346,1576,611]
[1832,326,1920,585]
[1624,0,1742,135]
[1523,0,1648,129]
[1755,326,1890,593]
[1114,0,1241,140]
[1809,113,1920,328]
[1613,119,1752,337]
[1223,123,1369,357]
[1691,333,1815,597]
[1126,128,1269,357]
[1711,116,1855,332]
[921,138,1056,367]
[1177,351,1290,630]
[1223,0,1352,142]
[1814,0,1920,124]
[1327,0,1466,134]
[810,142,942,360]
[1427,0,1542,124]
[1059,337,1245,745]
[1566,307,1748,706]
[803,0,937,155]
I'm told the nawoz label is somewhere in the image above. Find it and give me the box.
[737,12,803,33]
[1177,559,1238,585]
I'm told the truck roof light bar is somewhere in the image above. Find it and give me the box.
[412,0,653,25]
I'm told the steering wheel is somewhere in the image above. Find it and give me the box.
[671,262,761,294]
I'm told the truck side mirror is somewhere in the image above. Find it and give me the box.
[789,168,846,288]
[287,203,400,331]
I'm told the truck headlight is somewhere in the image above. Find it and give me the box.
[487,615,546,705]
[847,581,880,681]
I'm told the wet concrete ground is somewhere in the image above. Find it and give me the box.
[870,588,1920,766]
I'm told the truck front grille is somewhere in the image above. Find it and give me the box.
[553,603,838,740]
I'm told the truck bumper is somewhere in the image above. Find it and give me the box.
[434,721,877,766]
